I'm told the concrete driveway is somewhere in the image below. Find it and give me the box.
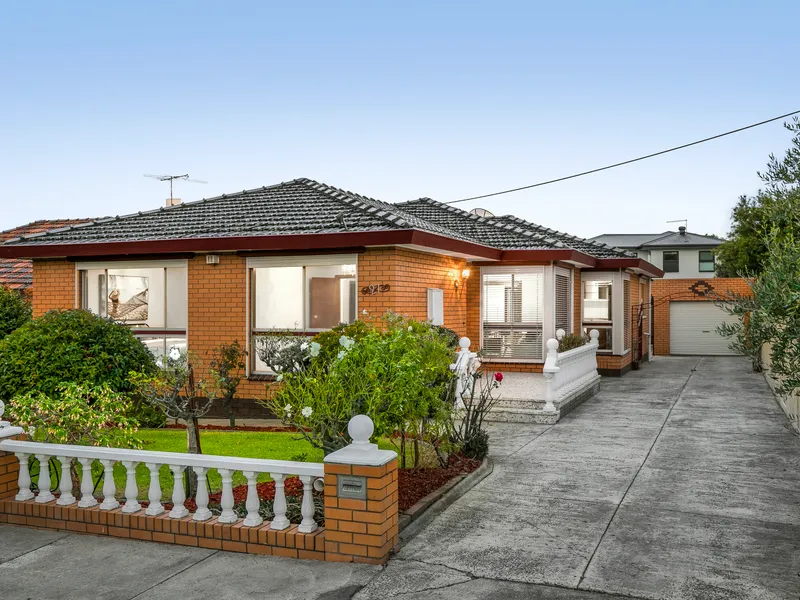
[1,357,798,599]
[357,357,800,600]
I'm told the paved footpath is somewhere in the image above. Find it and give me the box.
[1,357,798,599]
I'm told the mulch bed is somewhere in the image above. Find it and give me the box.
[165,424,302,433]
[397,454,481,512]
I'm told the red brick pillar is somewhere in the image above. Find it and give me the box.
[0,426,25,500]
[323,416,399,564]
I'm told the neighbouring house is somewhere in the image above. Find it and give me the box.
[0,219,93,295]
[590,228,748,356]
[590,227,724,279]
[0,178,662,417]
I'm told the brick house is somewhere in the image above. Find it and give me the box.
[0,178,662,408]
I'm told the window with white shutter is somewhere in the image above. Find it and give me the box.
[482,267,544,360]
[555,269,571,335]
[623,278,631,351]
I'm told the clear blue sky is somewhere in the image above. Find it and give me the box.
[1,1,798,238]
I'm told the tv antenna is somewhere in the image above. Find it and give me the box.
[144,174,207,204]
[667,218,688,230]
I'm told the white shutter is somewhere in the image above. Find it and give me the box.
[482,267,544,360]
[555,271,570,334]
[623,279,631,351]
[427,288,444,326]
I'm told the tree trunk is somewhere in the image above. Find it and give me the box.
[185,416,201,498]
[227,399,236,428]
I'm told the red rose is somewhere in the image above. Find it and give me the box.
[494,372,503,382]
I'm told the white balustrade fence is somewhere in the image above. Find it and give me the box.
[543,329,600,412]
[0,439,324,533]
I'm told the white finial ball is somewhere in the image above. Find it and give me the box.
[547,338,559,352]
[0,399,5,418]
[459,337,471,350]
[590,329,600,341]
[348,414,374,445]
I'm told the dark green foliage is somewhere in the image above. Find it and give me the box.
[462,429,489,460]
[557,333,588,352]
[0,309,157,401]
[432,325,460,349]
[0,287,31,339]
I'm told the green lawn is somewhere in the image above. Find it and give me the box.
[36,429,404,502]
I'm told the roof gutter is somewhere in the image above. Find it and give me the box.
[593,257,664,278]
[0,229,503,261]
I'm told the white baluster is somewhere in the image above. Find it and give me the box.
[56,456,76,506]
[218,468,237,524]
[121,461,141,513]
[14,453,34,501]
[168,465,189,518]
[298,475,318,533]
[99,459,119,510]
[193,466,212,522]
[35,454,55,503]
[242,470,263,527]
[542,338,560,413]
[270,472,290,530]
[145,463,164,516]
[77,457,97,508]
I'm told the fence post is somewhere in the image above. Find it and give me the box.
[323,415,399,564]
[543,338,560,412]
[0,401,25,500]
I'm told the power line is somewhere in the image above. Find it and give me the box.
[446,109,800,205]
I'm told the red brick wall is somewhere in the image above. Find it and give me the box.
[652,277,752,355]
[31,260,75,317]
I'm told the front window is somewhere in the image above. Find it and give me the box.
[583,279,613,352]
[78,262,187,359]
[663,251,679,273]
[250,256,357,373]
[698,250,715,273]
[481,268,544,360]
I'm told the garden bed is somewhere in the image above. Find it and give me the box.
[397,454,481,512]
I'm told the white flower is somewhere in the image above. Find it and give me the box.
[284,404,292,414]
[362,309,368,315]
[408,326,413,331]
[301,406,313,418]
[27,426,35,438]
[337,350,345,360]
[339,336,355,350]
[300,342,309,351]
[276,374,283,382]
[309,342,321,357]
[168,347,181,361]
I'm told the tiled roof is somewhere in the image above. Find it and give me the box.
[0,219,92,289]
[4,179,477,247]
[1,179,628,259]
[591,231,724,248]
[395,199,633,258]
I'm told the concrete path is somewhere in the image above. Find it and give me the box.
[1,357,798,599]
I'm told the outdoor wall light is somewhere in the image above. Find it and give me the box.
[461,268,471,279]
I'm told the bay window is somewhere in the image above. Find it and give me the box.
[582,278,613,352]
[77,260,188,359]
[481,267,544,360]
[248,255,357,373]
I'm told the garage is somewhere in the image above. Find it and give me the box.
[669,301,741,356]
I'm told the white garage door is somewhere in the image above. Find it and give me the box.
[670,301,741,356]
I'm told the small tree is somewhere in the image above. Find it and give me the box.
[130,349,216,496]
[448,367,503,461]
[0,287,31,339]
[208,340,247,428]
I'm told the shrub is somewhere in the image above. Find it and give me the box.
[262,314,455,457]
[448,369,502,461]
[0,309,156,401]
[0,287,31,339]
[209,340,247,428]
[8,382,141,448]
[557,333,588,352]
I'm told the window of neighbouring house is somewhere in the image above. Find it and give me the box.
[698,250,715,273]
[249,255,358,373]
[663,250,679,273]
[77,261,188,360]
[481,267,544,361]
[555,268,571,335]
[582,279,613,352]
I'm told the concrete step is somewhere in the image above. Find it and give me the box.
[485,407,559,425]
[494,397,548,410]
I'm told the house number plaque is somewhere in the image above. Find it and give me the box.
[361,284,391,295]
